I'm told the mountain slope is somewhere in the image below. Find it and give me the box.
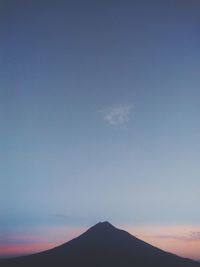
[1,221,200,267]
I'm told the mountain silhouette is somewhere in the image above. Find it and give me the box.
[1,221,200,267]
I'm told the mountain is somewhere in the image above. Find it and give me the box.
[1,221,200,267]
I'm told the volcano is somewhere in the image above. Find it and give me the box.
[1,221,200,267]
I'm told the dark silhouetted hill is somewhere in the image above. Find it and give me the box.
[1,221,200,267]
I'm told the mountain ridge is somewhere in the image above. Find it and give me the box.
[1,221,200,267]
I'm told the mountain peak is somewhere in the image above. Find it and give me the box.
[2,222,200,267]
[84,221,117,235]
[96,221,113,226]
[92,221,116,230]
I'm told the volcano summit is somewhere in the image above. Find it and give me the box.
[1,222,200,267]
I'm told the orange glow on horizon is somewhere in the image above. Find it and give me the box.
[0,226,85,258]
[121,224,200,261]
[0,243,56,258]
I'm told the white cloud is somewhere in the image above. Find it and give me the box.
[101,105,133,126]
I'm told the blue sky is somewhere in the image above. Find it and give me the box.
[0,0,200,258]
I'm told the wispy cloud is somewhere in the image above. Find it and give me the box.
[123,225,200,261]
[153,234,188,241]
[101,105,133,126]
[190,231,200,240]
[153,231,200,242]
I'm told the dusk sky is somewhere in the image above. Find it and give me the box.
[1,0,200,260]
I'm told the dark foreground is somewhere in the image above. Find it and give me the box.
[1,222,200,267]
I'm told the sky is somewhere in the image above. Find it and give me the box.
[0,0,200,260]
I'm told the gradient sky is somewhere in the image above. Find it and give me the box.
[0,0,200,260]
